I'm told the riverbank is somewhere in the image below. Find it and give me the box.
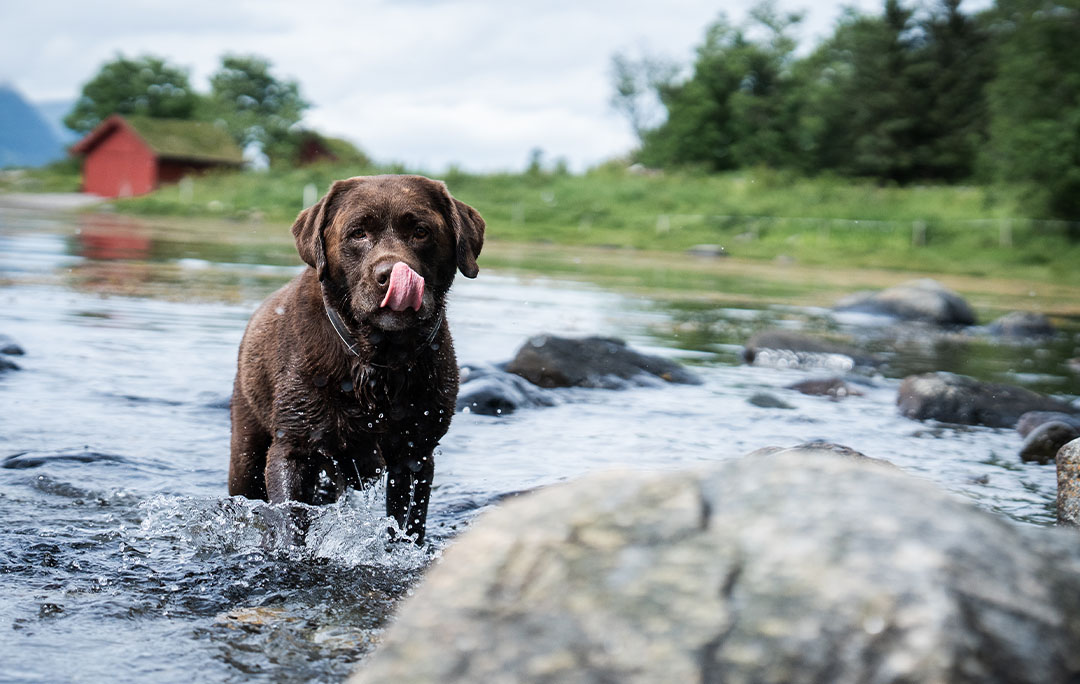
[60,163,1080,287]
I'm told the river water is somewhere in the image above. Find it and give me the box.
[1,208,1077,682]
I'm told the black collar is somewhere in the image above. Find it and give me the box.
[321,282,443,361]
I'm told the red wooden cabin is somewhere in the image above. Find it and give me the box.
[71,115,244,198]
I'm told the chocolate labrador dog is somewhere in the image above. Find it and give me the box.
[228,175,484,544]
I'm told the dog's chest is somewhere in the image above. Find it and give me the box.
[280,363,450,452]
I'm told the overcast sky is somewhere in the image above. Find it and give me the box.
[4,0,893,172]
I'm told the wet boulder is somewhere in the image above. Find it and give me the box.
[897,372,1077,428]
[1058,438,1080,526]
[786,376,864,399]
[743,330,878,370]
[1017,411,1080,438]
[506,335,701,389]
[456,365,556,416]
[1021,421,1080,464]
[355,448,1080,684]
[987,311,1055,339]
[834,278,976,326]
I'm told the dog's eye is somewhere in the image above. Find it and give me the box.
[413,226,430,240]
[350,229,369,241]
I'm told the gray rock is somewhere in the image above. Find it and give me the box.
[0,334,24,356]
[355,450,1080,684]
[834,278,976,326]
[743,330,878,369]
[1059,438,1080,526]
[897,372,1077,428]
[747,392,794,409]
[988,311,1055,338]
[1018,411,1080,438]
[506,335,701,389]
[456,365,557,416]
[685,244,727,258]
[786,376,864,399]
[1020,421,1080,465]
[744,441,884,464]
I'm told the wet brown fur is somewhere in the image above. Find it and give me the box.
[228,175,484,544]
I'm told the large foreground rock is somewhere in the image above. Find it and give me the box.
[834,278,976,326]
[1059,439,1080,526]
[506,335,701,389]
[356,450,1080,684]
[897,372,1077,428]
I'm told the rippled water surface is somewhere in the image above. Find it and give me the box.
[1,208,1077,682]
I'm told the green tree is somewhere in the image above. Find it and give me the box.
[790,0,992,182]
[632,2,804,171]
[64,54,199,133]
[986,0,1080,220]
[209,54,308,165]
[920,0,994,180]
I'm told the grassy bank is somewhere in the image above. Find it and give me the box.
[8,161,1080,285]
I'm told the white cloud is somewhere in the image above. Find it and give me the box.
[3,0,911,171]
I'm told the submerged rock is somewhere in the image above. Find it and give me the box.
[834,278,976,326]
[743,330,877,370]
[987,311,1055,339]
[745,440,882,464]
[355,448,1080,684]
[1058,439,1080,526]
[786,376,864,399]
[506,335,701,389]
[897,372,1077,428]
[0,335,24,356]
[1021,421,1080,464]
[456,365,557,416]
[0,335,24,371]
[747,392,794,409]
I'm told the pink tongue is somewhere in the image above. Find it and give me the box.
[380,262,425,312]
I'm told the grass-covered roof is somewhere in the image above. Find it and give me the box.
[125,116,243,164]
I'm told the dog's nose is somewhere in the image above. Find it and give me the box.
[374,261,393,288]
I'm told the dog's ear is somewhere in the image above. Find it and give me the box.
[449,196,485,279]
[291,180,350,280]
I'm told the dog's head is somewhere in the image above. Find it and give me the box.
[291,175,485,332]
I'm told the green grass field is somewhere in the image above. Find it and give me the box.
[6,160,1079,287]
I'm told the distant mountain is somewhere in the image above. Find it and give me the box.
[0,84,65,168]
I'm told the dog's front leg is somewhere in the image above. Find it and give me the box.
[265,441,316,545]
[386,452,435,545]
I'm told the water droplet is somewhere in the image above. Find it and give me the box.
[274,306,285,315]
[275,429,285,438]
[341,380,353,392]
[423,410,430,416]
[430,342,440,350]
